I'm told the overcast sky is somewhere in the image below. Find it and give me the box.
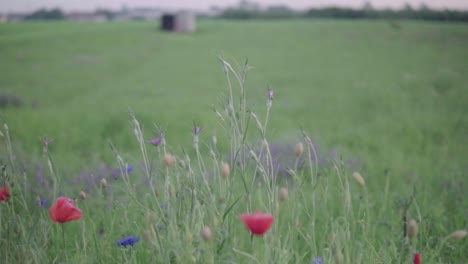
[2,0,468,13]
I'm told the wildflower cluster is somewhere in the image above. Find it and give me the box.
[0,58,465,263]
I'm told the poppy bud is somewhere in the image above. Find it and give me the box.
[279,187,288,202]
[200,226,213,241]
[407,219,418,240]
[146,211,157,225]
[221,162,230,179]
[178,159,186,169]
[413,253,420,264]
[100,178,107,188]
[352,172,366,187]
[295,142,304,157]
[295,219,301,228]
[450,230,467,240]
[164,154,174,168]
[143,231,151,242]
[0,185,10,202]
[79,191,86,200]
[335,249,344,264]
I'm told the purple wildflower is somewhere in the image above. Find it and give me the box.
[127,165,134,172]
[116,236,140,247]
[110,169,120,178]
[193,126,202,135]
[268,88,274,100]
[312,257,323,264]
[150,137,161,146]
[43,136,51,146]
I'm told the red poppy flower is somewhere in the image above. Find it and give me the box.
[413,253,420,264]
[240,210,274,235]
[49,197,83,223]
[0,185,10,201]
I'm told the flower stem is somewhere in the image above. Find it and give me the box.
[61,224,65,247]
[61,223,68,261]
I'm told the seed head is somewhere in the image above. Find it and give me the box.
[164,154,175,168]
[449,230,467,240]
[295,142,304,157]
[79,191,86,200]
[278,187,289,202]
[200,226,213,241]
[221,162,230,179]
[407,219,418,240]
[352,172,366,187]
[100,178,107,188]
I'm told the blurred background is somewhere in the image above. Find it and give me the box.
[0,0,467,188]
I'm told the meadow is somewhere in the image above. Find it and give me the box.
[0,19,467,263]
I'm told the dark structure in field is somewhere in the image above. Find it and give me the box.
[160,12,196,33]
[161,14,174,31]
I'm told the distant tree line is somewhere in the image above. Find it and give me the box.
[221,5,295,19]
[24,8,65,20]
[19,4,468,23]
[220,6,468,23]
[304,7,468,22]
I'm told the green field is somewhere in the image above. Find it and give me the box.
[0,19,467,263]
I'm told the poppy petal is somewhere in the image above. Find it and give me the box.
[49,197,83,223]
[240,210,274,235]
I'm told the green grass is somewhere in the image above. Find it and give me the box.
[0,19,467,263]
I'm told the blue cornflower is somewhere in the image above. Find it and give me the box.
[312,257,323,264]
[116,236,140,247]
[127,166,134,172]
[37,199,47,206]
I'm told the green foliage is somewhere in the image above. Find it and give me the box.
[219,5,468,22]
[0,20,467,263]
[24,8,65,21]
[304,7,468,22]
